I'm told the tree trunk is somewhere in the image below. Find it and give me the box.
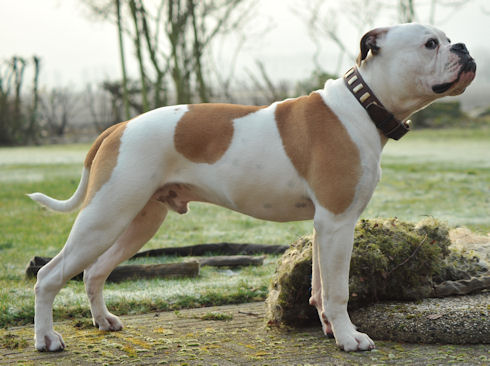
[189,0,208,102]
[27,56,40,143]
[116,0,130,120]
[399,0,416,22]
[129,0,149,112]
[139,0,168,107]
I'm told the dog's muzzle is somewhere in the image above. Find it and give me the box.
[432,43,476,94]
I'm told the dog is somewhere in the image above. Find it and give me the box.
[29,23,475,352]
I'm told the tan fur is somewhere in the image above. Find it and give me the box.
[154,183,206,214]
[83,122,128,208]
[275,93,361,215]
[84,123,125,168]
[174,104,263,164]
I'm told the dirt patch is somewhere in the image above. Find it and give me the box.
[1,300,488,365]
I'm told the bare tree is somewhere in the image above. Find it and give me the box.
[297,0,381,75]
[85,83,113,132]
[39,88,80,137]
[399,0,416,22]
[247,61,292,104]
[298,0,474,76]
[426,0,472,25]
[116,0,130,119]
[81,0,257,107]
[128,0,150,111]
[160,0,257,103]
[26,56,41,142]
[0,56,41,145]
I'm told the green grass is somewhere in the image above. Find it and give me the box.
[364,128,490,232]
[0,127,488,328]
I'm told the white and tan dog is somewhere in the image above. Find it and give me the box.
[30,23,475,352]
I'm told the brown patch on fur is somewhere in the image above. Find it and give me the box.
[174,103,263,164]
[84,122,125,168]
[82,122,128,208]
[275,93,361,215]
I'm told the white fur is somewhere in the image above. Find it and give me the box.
[28,167,89,212]
[30,23,475,353]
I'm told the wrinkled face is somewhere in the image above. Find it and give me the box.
[414,25,476,96]
[359,24,476,109]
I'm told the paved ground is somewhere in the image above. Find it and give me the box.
[1,300,489,365]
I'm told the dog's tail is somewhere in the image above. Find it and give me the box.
[27,167,90,212]
[27,123,123,212]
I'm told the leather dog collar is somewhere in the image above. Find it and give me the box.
[343,66,410,140]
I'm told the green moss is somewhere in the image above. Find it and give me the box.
[266,218,488,326]
[349,217,451,304]
[266,237,317,326]
[200,312,233,321]
[1,332,28,350]
[73,318,95,329]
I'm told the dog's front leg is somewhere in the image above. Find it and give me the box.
[309,229,333,336]
[313,210,375,351]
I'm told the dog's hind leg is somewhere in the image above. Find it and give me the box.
[34,182,159,352]
[83,198,168,331]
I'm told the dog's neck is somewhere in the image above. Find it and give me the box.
[343,66,410,141]
[357,60,438,123]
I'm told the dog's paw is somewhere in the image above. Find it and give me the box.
[94,313,123,331]
[334,330,375,352]
[35,330,66,352]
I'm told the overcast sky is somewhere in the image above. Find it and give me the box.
[1,0,489,107]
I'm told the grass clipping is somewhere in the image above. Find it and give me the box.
[266,218,487,327]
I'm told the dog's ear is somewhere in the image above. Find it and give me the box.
[357,28,388,66]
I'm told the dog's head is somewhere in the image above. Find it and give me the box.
[356,23,476,118]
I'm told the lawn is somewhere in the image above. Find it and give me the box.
[0,128,488,328]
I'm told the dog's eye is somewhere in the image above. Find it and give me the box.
[447,38,451,43]
[425,38,439,49]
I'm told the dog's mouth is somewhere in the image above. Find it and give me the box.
[432,58,476,94]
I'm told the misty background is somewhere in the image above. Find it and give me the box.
[1,0,489,145]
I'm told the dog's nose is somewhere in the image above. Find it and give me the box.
[451,43,469,55]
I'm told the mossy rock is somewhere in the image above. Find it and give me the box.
[266,218,487,327]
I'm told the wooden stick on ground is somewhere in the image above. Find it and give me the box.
[198,255,264,267]
[131,243,288,258]
[107,261,200,283]
[25,255,265,282]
